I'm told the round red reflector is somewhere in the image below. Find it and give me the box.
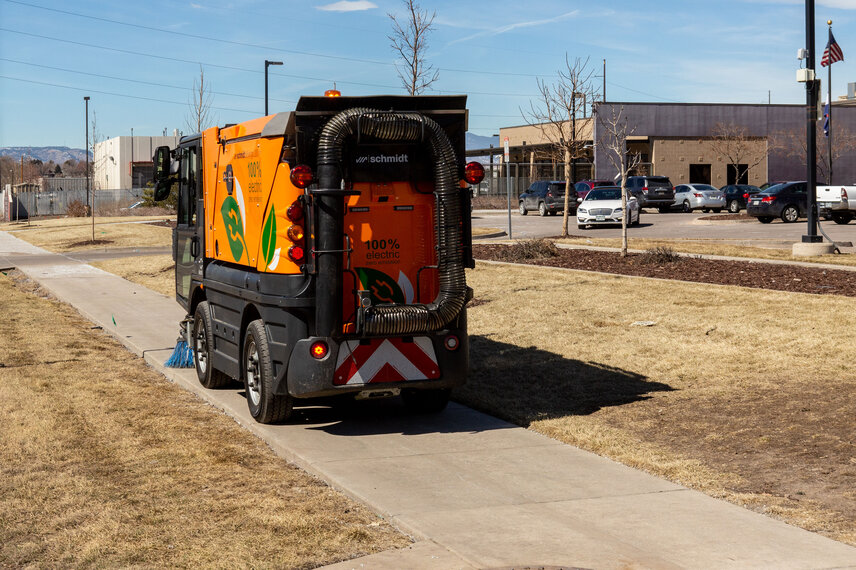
[286,201,304,222]
[290,165,314,189]
[310,341,329,359]
[444,335,460,351]
[287,224,304,243]
[464,162,485,185]
[324,89,341,97]
[288,245,305,263]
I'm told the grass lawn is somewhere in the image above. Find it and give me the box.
[0,216,172,252]
[0,273,409,567]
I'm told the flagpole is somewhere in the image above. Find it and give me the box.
[804,0,820,244]
[828,20,833,185]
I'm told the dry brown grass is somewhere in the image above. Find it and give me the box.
[1,216,172,252]
[459,262,856,545]
[0,273,409,568]
[91,255,176,297]
[555,236,856,267]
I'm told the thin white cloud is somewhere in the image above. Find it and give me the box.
[316,0,378,11]
[448,10,580,45]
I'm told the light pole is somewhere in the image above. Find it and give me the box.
[803,0,821,244]
[84,96,90,214]
[264,60,283,116]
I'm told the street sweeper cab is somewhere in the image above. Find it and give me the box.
[153,95,483,424]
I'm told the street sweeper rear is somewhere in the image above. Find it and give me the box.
[153,95,483,424]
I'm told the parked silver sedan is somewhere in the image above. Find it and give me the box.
[673,184,725,213]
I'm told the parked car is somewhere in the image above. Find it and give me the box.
[625,175,675,212]
[672,184,725,213]
[519,181,574,216]
[746,182,808,223]
[574,179,613,201]
[721,184,762,213]
[576,186,640,229]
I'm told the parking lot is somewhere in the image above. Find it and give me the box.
[472,209,856,249]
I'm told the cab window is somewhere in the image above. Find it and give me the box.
[178,146,198,226]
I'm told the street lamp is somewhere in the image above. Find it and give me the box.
[84,96,90,212]
[264,60,283,116]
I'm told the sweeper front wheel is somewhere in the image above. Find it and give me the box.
[243,320,293,424]
[194,301,232,389]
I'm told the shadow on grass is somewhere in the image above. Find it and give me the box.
[455,335,674,426]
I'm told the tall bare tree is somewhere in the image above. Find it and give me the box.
[523,55,599,237]
[388,0,438,95]
[186,66,213,134]
[709,122,766,185]
[598,104,641,257]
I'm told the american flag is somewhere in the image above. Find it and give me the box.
[821,31,844,67]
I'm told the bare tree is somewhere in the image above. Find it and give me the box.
[769,126,856,184]
[598,105,641,257]
[709,122,766,185]
[522,55,599,237]
[185,66,213,134]
[388,0,438,95]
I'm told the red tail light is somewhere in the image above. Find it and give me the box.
[842,188,849,200]
[642,186,649,194]
[444,334,460,351]
[287,201,304,222]
[290,165,314,189]
[310,341,329,359]
[743,193,749,200]
[464,162,485,184]
[762,196,777,203]
[693,193,703,198]
[288,245,305,263]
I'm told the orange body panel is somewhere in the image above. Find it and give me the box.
[201,118,304,274]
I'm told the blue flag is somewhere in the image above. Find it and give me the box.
[823,101,830,137]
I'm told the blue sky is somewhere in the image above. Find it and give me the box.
[2,0,856,148]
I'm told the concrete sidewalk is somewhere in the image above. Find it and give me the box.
[2,230,855,569]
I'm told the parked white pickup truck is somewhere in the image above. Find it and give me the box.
[816,185,856,224]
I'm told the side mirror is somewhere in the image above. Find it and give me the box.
[576,197,582,203]
[152,146,173,202]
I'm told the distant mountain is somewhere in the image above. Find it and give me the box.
[466,133,499,151]
[0,147,90,163]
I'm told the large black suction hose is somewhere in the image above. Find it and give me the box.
[315,108,465,337]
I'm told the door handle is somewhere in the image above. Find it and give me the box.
[190,235,200,258]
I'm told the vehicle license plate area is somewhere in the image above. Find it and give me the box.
[595,215,606,222]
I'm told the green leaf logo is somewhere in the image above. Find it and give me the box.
[261,205,277,267]
[356,267,405,305]
[220,196,246,262]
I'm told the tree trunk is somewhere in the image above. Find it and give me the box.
[621,160,628,257]
[562,149,571,237]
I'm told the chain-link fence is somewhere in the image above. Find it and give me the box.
[472,162,594,196]
[4,187,145,220]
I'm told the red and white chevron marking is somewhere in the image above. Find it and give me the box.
[334,337,440,385]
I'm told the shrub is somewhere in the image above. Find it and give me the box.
[66,200,88,217]
[640,246,681,264]
[496,239,559,262]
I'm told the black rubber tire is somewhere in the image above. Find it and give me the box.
[728,200,740,213]
[682,201,692,213]
[658,206,670,214]
[243,319,293,424]
[832,212,853,225]
[549,210,558,216]
[519,202,527,216]
[632,210,640,226]
[701,208,709,213]
[402,388,451,414]
[713,208,722,213]
[577,224,588,230]
[781,205,799,223]
[758,216,774,224]
[538,202,548,217]
[194,301,232,389]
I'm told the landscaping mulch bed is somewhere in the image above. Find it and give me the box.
[472,243,856,297]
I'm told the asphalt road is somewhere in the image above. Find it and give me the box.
[472,209,856,248]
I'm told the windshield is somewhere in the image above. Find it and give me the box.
[548,183,566,193]
[647,178,671,187]
[586,188,622,201]
[764,183,786,194]
[695,185,718,192]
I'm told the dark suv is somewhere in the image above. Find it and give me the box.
[746,182,807,223]
[625,176,675,212]
[721,184,762,213]
[519,181,575,216]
